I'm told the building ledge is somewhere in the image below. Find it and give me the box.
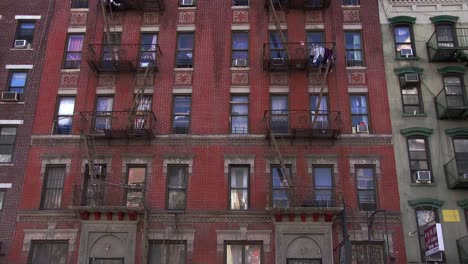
[402,113,427,117]
[395,56,420,61]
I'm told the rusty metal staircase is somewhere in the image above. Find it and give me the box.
[266,0,289,61]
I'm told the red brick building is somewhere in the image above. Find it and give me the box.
[8,0,407,263]
[0,0,51,261]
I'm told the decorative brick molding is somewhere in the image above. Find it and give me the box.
[143,12,160,25]
[306,10,323,23]
[69,12,87,26]
[307,156,339,194]
[40,154,72,177]
[338,135,393,145]
[224,155,255,175]
[349,155,381,178]
[266,156,296,174]
[108,13,123,25]
[231,71,249,85]
[81,156,112,174]
[347,71,366,85]
[175,71,193,86]
[342,8,360,23]
[17,211,78,222]
[308,72,325,85]
[148,228,195,252]
[233,10,249,23]
[178,10,196,24]
[216,226,271,252]
[136,71,154,87]
[60,72,80,88]
[98,74,116,88]
[269,12,286,23]
[270,72,288,85]
[23,223,78,251]
[163,155,194,175]
[149,213,272,224]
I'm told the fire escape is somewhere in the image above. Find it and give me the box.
[263,0,342,217]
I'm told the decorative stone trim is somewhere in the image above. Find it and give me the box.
[266,156,296,174]
[408,198,444,208]
[148,228,195,252]
[307,156,339,176]
[81,156,112,174]
[163,155,194,175]
[394,66,423,75]
[217,226,271,252]
[23,223,78,251]
[400,127,433,137]
[148,213,272,224]
[122,155,154,179]
[388,15,416,24]
[17,210,78,222]
[437,66,466,75]
[40,155,72,177]
[430,15,458,24]
[349,155,381,178]
[445,127,468,137]
[224,155,255,175]
[457,199,468,209]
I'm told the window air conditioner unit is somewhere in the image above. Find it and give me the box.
[356,124,368,133]
[400,48,413,57]
[14,40,27,49]
[426,253,443,262]
[416,170,431,183]
[400,73,420,88]
[181,0,194,6]
[1,92,19,102]
[462,173,468,180]
[233,59,247,67]
[272,58,285,66]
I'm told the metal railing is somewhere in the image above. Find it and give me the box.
[444,155,468,189]
[435,86,468,119]
[102,0,165,11]
[87,44,161,73]
[266,0,331,9]
[79,110,157,138]
[71,0,88,8]
[426,28,468,62]
[72,183,145,209]
[263,42,335,71]
[270,186,342,209]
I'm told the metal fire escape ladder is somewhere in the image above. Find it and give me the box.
[269,131,295,206]
[127,65,152,129]
[82,131,103,205]
[267,0,289,60]
[310,55,333,128]
[99,0,119,66]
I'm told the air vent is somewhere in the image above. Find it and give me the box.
[1,92,19,102]
[14,40,27,49]
[356,124,369,133]
[416,170,431,183]
[400,73,420,88]
[233,59,247,67]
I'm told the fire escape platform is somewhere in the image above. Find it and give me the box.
[103,0,165,11]
[426,28,468,62]
[265,0,330,10]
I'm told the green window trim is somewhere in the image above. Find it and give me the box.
[430,15,459,24]
[409,198,444,208]
[445,127,468,137]
[389,16,416,25]
[457,200,468,209]
[400,127,433,137]
[437,66,466,75]
[394,66,424,75]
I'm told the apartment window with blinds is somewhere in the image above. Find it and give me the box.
[0,190,5,211]
[269,31,287,62]
[225,242,262,264]
[15,21,35,46]
[28,241,68,264]
[167,165,188,211]
[345,31,364,66]
[393,25,416,58]
[8,71,28,94]
[94,96,114,133]
[176,33,194,68]
[63,34,84,69]
[148,241,186,264]
[229,165,249,210]
[407,137,432,183]
[350,95,370,132]
[230,95,249,134]
[40,165,66,209]
[313,166,333,207]
[356,166,377,211]
[101,33,121,69]
[54,97,75,135]
[400,76,423,115]
[443,75,465,108]
[172,96,191,134]
[0,126,17,163]
[126,166,146,207]
[140,33,158,68]
[232,31,249,67]
[270,95,289,134]
[271,165,292,208]
[310,94,329,129]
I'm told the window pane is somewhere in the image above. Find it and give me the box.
[128,167,146,184]
[232,32,248,50]
[96,97,114,112]
[454,139,468,153]
[350,95,367,114]
[314,168,332,187]
[0,191,5,210]
[231,167,248,188]
[168,191,186,210]
[10,72,27,87]
[233,0,249,6]
[67,35,84,51]
[41,166,66,209]
[307,31,324,44]
[226,245,243,264]
[394,27,411,43]
[58,97,75,116]
[245,244,262,264]
[174,96,191,114]
[168,166,187,210]
[310,95,328,111]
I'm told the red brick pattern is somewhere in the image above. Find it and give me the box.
[270,72,288,85]
[175,71,193,85]
[231,72,249,85]
[347,71,366,85]
[60,72,80,88]
[233,10,249,23]
[142,12,160,25]
[343,9,360,23]
[69,12,87,26]
[178,10,196,24]
[98,74,116,88]
[306,10,324,23]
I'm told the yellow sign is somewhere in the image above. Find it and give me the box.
[442,210,460,222]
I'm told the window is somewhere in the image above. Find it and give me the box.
[126,166,146,207]
[407,137,432,183]
[40,165,66,209]
[0,190,5,211]
[15,21,35,46]
[444,75,465,107]
[306,31,324,44]
[400,75,423,114]
[167,165,188,211]
[230,95,249,134]
[342,0,360,5]
[172,96,191,134]
[356,167,377,211]
[179,0,196,6]
[269,31,287,61]
[229,165,249,210]
[225,242,262,264]
[82,164,106,206]
[232,31,249,67]
[8,71,27,94]
[0,127,16,163]
[393,25,415,58]
[435,23,455,48]
[310,94,329,129]
[271,165,292,208]
[101,33,121,68]
[140,33,158,67]
[63,34,84,69]
[233,0,248,6]
[134,95,152,129]
[94,96,114,133]
[351,242,385,264]
[453,138,468,177]
[345,31,363,66]
[71,0,88,8]
[415,207,441,262]
[176,33,194,68]
[149,240,186,264]
[54,97,75,135]
[465,209,468,231]
[28,241,68,264]
[270,95,289,134]
[350,95,369,131]
[88,259,123,264]
[313,166,333,207]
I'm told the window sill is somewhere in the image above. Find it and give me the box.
[410,183,436,187]
[230,67,250,71]
[178,6,196,10]
[346,66,366,70]
[61,69,81,73]
[402,113,427,117]
[231,6,249,9]
[0,163,14,167]
[174,67,194,71]
[70,8,89,11]
[10,48,33,51]
[395,56,420,61]
[0,101,25,105]
[341,5,360,7]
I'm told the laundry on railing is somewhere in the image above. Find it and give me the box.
[309,44,333,67]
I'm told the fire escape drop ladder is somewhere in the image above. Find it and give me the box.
[267,0,289,61]
[310,53,333,128]
[99,0,119,68]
